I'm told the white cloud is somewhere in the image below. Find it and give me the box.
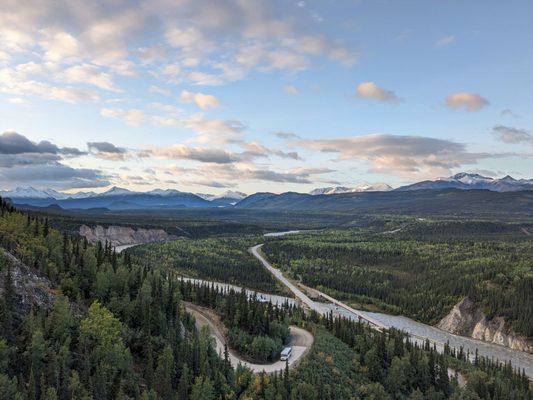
[124,109,146,126]
[100,106,245,144]
[149,85,171,96]
[62,64,119,92]
[435,35,456,47]
[180,90,220,110]
[6,97,27,104]
[165,26,214,54]
[492,125,533,144]
[445,92,488,112]
[356,82,400,103]
[0,0,359,111]
[283,85,298,95]
[39,28,80,62]
[0,66,100,103]
[147,145,238,164]
[297,134,500,179]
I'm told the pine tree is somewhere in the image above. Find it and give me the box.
[178,363,190,400]
[1,265,15,341]
[154,345,174,400]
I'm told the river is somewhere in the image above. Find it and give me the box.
[177,275,532,376]
[261,230,532,376]
[121,230,533,376]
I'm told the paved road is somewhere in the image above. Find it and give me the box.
[250,244,319,312]
[185,302,313,373]
[250,243,386,330]
[255,233,533,377]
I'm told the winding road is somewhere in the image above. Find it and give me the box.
[185,302,314,373]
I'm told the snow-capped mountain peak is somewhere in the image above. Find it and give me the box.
[147,188,182,196]
[448,173,493,185]
[397,172,533,192]
[309,186,352,195]
[196,190,248,201]
[216,190,247,200]
[0,187,53,198]
[100,186,134,196]
[310,183,392,195]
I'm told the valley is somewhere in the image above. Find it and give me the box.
[3,0,531,396]
[1,187,532,399]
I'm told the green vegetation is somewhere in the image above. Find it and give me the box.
[1,199,531,399]
[263,220,533,337]
[243,314,531,400]
[0,198,246,399]
[178,280,291,362]
[129,236,282,293]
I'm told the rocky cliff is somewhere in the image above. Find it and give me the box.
[437,297,532,353]
[79,224,174,247]
[0,249,56,319]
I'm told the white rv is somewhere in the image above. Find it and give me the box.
[280,347,292,361]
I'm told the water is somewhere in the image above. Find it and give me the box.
[263,230,533,376]
[321,304,533,376]
[178,277,297,307]
[264,230,302,237]
[115,243,139,253]
[185,275,533,376]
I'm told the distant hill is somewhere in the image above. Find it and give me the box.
[396,173,533,192]
[0,186,238,210]
[1,172,532,212]
[235,189,533,216]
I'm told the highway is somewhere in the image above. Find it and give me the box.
[251,232,533,377]
[250,243,387,330]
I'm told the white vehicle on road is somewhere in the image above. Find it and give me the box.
[280,347,292,361]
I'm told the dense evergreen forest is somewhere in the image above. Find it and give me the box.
[263,220,533,337]
[128,236,281,293]
[178,281,291,362]
[0,198,531,399]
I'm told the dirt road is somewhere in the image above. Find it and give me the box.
[184,303,314,373]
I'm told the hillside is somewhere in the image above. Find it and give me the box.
[235,189,533,217]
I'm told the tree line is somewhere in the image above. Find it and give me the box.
[0,198,531,399]
[263,226,533,337]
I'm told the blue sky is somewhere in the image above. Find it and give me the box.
[0,0,531,194]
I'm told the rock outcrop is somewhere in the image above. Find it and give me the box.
[79,224,174,247]
[437,297,532,353]
[0,249,56,317]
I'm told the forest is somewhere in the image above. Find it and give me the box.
[128,236,282,294]
[263,220,533,338]
[0,198,531,399]
[178,280,291,363]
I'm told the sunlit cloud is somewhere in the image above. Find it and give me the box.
[356,82,400,103]
[445,92,489,112]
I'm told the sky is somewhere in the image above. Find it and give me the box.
[0,0,532,194]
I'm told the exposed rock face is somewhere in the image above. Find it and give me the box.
[79,224,173,247]
[0,250,56,317]
[437,297,532,353]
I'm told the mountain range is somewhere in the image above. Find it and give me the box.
[1,173,531,211]
[0,187,247,210]
[395,173,533,192]
[309,183,392,195]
